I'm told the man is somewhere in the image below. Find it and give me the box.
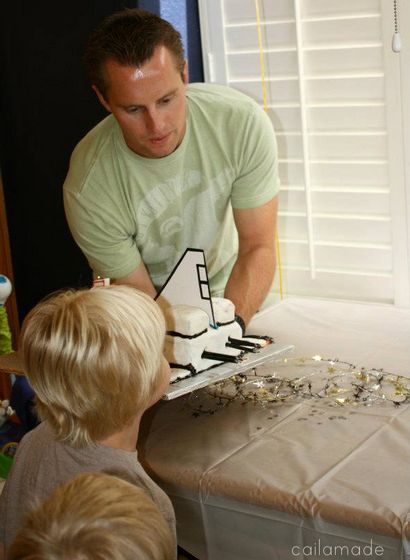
[63,8,280,328]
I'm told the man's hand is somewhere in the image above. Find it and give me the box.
[224,196,278,327]
[113,261,157,298]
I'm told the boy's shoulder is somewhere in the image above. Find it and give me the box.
[15,421,53,454]
[12,423,133,475]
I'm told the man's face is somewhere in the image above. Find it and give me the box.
[95,46,188,158]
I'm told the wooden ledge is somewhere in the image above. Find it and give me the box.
[0,352,24,376]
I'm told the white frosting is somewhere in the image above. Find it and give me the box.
[243,336,270,348]
[212,297,235,324]
[165,328,216,371]
[204,322,242,354]
[164,305,209,336]
[170,368,192,383]
[165,297,249,378]
[157,250,273,384]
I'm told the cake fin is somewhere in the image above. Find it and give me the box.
[155,248,216,328]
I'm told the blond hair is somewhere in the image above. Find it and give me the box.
[20,285,165,447]
[8,472,175,560]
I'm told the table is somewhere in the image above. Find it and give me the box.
[139,297,410,560]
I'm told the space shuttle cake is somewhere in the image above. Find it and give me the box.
[156,249,273,383]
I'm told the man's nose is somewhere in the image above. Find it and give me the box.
[144,108,164,134]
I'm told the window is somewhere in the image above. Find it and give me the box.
[198,0,410,306]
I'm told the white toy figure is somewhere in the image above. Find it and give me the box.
[0,276,14,426]
[0,275,12,306]
[0,399,9,428]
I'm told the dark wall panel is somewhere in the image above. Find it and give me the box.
[186,1,204,83]
[0,2,136,320]
[0,1,202,321]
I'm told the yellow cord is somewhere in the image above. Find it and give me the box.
[254,0,284,300]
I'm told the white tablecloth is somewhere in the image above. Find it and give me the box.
[139,297,410,560]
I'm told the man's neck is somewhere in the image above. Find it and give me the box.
[98,413,142,452]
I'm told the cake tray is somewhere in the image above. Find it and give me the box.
[163,343,295,400]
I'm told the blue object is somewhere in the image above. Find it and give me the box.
[10,376,39,432]
[138,0,204,82]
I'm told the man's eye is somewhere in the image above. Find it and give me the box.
[160,97,172,105]
[127,107,142,114]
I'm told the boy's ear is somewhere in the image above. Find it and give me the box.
[92,85,112,113]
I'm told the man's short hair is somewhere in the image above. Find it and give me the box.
[8,471,175,560]
[84,8,185,96]
[20,285,166,447]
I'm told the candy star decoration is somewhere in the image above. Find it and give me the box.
[187,356,410,416]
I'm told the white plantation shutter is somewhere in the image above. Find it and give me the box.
[198,0,410,306]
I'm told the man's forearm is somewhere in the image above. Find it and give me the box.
[224,246,276,327]
[113,261,157,298]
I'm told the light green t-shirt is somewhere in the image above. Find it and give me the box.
[63,83,280,294]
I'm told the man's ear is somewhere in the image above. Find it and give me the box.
[92,85,111,113]
[182,60,189,85]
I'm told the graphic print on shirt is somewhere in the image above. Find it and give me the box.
[135,167,235,286]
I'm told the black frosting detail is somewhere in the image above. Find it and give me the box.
[202,350,244,363]
[226,341,259,353]
[168,333,274,385]
[228,337,261,349]
[216,319,236,327]
[167,328,208,339]
[169,363,196,374]
[243,335,274,343]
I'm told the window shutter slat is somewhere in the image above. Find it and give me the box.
[198,0,409,305]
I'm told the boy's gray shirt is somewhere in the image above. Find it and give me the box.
[0,421,176,553]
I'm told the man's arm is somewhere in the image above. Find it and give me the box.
[224,196,278,327]
[113,261,157,298]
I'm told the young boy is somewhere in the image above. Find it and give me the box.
[8,471,175,560]
[0,285,175,555]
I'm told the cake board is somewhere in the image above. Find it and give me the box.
[163,342,294,400]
